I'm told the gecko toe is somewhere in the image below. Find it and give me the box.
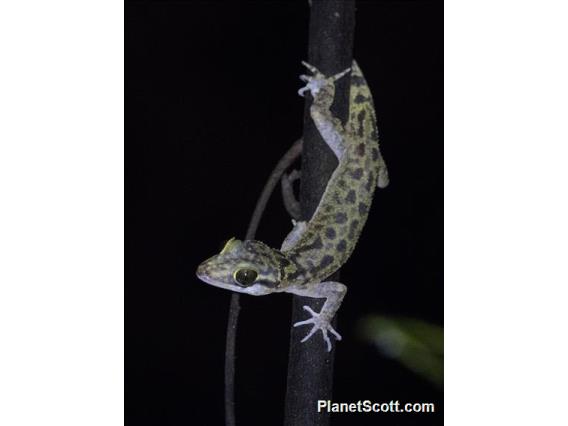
[300,324,319,343]
[293,318,314,327]
[329,326,342,341]
[322,330,332,352]
[301,61,319,74]
[294,305,341,351]
[331,67,351,82]
[302,305,318,316]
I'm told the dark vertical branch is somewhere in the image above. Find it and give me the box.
[224,294,239,426]
[284,1,355,426]
[225,140,303,426]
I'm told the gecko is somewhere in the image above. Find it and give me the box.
[196,61,388,351]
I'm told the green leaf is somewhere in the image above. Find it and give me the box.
[358,315,444,388]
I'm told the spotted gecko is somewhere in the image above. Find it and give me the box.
[196,61,388,351]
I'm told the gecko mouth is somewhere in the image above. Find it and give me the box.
[195,264,214,284]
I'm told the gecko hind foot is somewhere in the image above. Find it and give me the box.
[294,305,342,352]
[297,61,351,97]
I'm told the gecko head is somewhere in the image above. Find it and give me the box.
[196,238,281,296]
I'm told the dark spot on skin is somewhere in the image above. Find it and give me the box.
[354,94,368,104]
[319,255,334,269]
[257,278,277,288]
[351,168,364,180]
[287,253,300,264]
[335,212,348,224]
[337,179,346,189]
[358,202,369,215]
[325,227,336,239]
[313,236,324,250]
[348,220,360,239]
[286,262,306,281]
[302,236,323,252]
[345,190,356,204]
[276,256,292,277]
[357,110,367,137]
[365,173,374,192]
[355,143,365,157]
[287,270,303,280]
[371,128,378,140]
[371,148,379,161]
[336,240,347,252]
[351,75,366,86]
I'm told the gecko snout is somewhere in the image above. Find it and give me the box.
[195,262,208,279]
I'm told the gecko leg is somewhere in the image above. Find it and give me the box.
[281,219,307,251]
[281,169,301,220]
[298,61,350,160]
[377,153,390,188]
[288,281,347,352]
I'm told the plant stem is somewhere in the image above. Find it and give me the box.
[284,1,355,425]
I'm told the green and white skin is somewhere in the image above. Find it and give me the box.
[196,61,388,351]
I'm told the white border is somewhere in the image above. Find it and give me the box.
[1,0,568,424]
[445,0,568,423]
[0,1,123,425]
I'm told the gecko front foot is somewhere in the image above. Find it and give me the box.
[297,61,351,98]
[294,305,342,352]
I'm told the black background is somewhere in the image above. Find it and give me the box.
[126,1,443,425]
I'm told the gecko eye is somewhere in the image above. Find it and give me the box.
[233,269,258,286]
